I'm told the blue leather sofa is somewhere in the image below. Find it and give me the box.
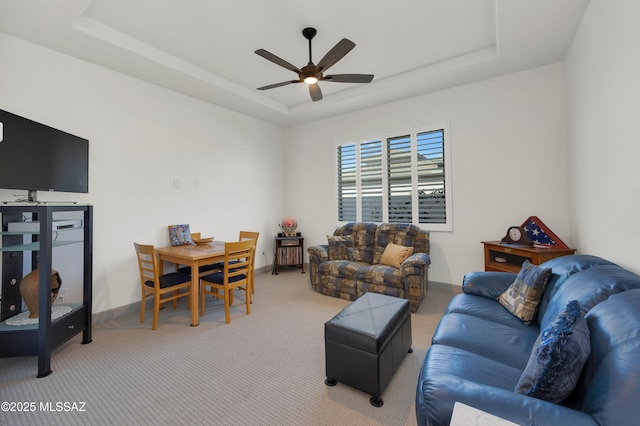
[416,255,640,425]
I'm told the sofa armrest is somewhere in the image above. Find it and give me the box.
[462,271,517,299]
[307,244,329,264]
[402,252,431,271]
[401,253,431,312]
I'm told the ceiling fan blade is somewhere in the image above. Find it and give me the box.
[324,74,374,83]
[309,83,323,102]
[316,38,356,73]
[257,80,301,90]
[255,49,301,73]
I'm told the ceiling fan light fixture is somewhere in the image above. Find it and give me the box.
[304,76,318,85]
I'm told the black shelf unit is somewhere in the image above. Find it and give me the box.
[0,203,93,377]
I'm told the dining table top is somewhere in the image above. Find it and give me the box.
[155,240,225,260]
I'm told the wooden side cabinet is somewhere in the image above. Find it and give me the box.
[273,234,305,274]
[482,241,575,273]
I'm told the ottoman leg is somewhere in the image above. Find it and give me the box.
[369,396,383,407]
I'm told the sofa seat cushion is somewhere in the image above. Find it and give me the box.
[417,345,525,426]
[318,260,368,280]
[421,345,524,393]
[432,313,539,370]
[356,264,403,287]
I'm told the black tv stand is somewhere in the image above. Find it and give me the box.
[0,203,93,377]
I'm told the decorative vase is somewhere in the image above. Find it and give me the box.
[280,216,298,237]
[19,269,62,318]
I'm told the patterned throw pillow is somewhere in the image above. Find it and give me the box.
[327,235,354,261]
[515,300,591,403]
[498,260,551,324]
[168,224,193,246]
[380,242,414,269]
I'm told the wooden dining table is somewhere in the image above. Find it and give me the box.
[155,240,225,327]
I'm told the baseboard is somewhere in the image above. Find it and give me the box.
[92,265,288,324]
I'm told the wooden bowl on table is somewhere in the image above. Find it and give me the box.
[193,237,214,246]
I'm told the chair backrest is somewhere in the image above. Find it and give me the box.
[239,230,259,267]
[134,242,159,289]
[239,231,259,244]
[222,239,255,282]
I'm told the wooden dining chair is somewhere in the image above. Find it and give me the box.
[199,239,254,324]
[207,230,259,293]
[239,231,259,294]
[134,242,192,330]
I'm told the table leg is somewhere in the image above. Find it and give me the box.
[190,260,199,326]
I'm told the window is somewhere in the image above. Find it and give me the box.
[337,123,451,231]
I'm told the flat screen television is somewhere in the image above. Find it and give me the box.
[0,109,88,202]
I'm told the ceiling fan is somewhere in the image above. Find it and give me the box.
[255,27,374,102]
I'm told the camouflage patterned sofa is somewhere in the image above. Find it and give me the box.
[307,222,431,312]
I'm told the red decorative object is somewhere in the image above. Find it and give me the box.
[521,216,570,249]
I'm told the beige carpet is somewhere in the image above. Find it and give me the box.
[0,270,460,426]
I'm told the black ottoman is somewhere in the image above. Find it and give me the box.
[324,292,413,407]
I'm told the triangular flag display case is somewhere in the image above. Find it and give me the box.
[521,216,570,249]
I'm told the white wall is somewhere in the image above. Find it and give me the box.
[0,34,286,314]
[285,63,571,285]
[565,0,640,274]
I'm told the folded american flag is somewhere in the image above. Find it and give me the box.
[521,216,570,249]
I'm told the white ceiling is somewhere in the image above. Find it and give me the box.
[0,0,589,127]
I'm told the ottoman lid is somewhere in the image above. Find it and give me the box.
[325,293,410,354]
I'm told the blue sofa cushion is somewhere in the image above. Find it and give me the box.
[516,300,590,403]
[540,264,640,330]
[432,312,539,370]
[327,235,354,260]
[536,255,616,326]
[498,260,551,324]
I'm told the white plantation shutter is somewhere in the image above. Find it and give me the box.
[361,140,383,221]
[387,135,412,223]
[417,130,446,224]
[336,123,451,230]
[337,144,356,221]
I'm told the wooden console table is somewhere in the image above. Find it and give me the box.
[482,241,575,273]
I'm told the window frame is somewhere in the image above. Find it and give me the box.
[336,122,452,232]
